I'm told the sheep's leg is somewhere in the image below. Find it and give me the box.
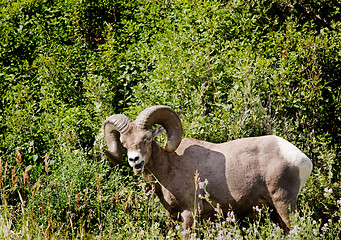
[273,207,290,234]
[272,199,297,234]
[181,210,194,229]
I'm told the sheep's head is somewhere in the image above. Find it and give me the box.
[102,106,183,174]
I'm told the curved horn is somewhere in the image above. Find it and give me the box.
[135,105,183,152]
[103,114,131,164]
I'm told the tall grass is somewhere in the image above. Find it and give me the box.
[0,156,340,239]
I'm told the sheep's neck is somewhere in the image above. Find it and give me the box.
[144,141,177,185]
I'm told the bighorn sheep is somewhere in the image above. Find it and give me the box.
[102,105,312,232]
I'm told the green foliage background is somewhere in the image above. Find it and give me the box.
[0,0,340,238]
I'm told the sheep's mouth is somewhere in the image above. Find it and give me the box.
[135,161,144,169]
[133,161,145,173]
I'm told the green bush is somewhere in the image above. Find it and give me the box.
[0,0,340,238]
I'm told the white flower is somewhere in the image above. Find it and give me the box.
[324,187,333,197]
[253,206,262,213]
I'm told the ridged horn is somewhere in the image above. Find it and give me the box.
[103,114,131,164]
[135,105,183,152]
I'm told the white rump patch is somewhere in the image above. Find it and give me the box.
[276,137,313,191]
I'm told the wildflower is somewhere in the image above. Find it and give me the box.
[253,206,262,213]
[214,208,219,212]
[289,225,300,235]
[204,178,208,185]
[294,225,300,231]
[337,199,341,205]
[198,181,205,189]
[181,230,189,235]
[324,187,333,197]
[321,223,328,232]
[226,211,236,222]
[198,194,202,198]
[175,225,180,231]
[313,228,318,236]
[216,222,221,228]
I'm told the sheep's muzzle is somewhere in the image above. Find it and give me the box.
[133,161,145,174]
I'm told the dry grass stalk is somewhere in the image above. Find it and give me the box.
[70,179,74,195]
[125,192,132,212]
[0,157,3,176]
[4,161,8,181]
[193,169,200,230]
[23,166,29,186]
[11,167,17,191]
[110,196,114,210]
[95,173,101,192]
[115,191,119,206]
[76,193,80,213]
[15,147,22,168]
[45,217,53,239]
[134,194,138,206]
[44,153,50,174]
[194,169,200,190]
[32,179,41,202]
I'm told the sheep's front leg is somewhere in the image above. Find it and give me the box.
[181,210,193,229]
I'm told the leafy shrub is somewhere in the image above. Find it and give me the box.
[0,0,340,238]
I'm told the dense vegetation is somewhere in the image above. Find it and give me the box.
[0,0,340,238]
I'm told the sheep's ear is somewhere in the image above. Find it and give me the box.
[152,125,165,139]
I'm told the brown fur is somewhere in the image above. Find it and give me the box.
[103,106,312,233]
[120,133,305,233]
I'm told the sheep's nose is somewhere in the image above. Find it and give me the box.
[129,156,140,162]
